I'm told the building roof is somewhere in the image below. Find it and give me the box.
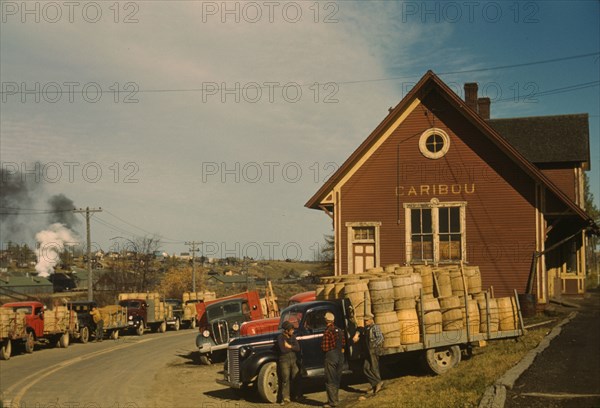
[305,70,598,233]
[488,114,590,166]
[0,274,53,287]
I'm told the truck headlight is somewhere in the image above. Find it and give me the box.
[128,315,133,320]
[239,346,251,359]
[202,330,210,338]
[232,323,240,331]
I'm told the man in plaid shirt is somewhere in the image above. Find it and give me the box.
[321,312,346,407]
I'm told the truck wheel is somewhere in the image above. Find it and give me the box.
[174,319,180,331]
[136,322,145,336]
[424,345,461,375]
[159,321,167,333]
[111,330,120,340]
[24,332,35,353]
[190,318,196,329]
[1,339,11,360]
[59,332,70,348]
[80,327,90,344]
[199,355,211,365]
[257,361,278,403]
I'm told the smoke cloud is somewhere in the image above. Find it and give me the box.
[34,223,79,277]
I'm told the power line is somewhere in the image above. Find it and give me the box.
[103,210,183,243]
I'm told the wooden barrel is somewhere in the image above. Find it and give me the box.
[383,331,401,348]
[384,264,400,273]
[397,308,420,344]
[320,276,334,284]
[416,266,434,296]
[323,284,335,300]
[391,275,414,299]
[472,292,487,302]
[464,266,482,294]
[394,266,413,276]
[394,298,416,311]
[497,297,518,331]
[433,267,453,298]
[418,298,442,334]
[367,266,384,274]
[333,283,345,299]
[343,283,365,311]
[449,268,468,296]
[465,299,480,334]
[439,296,463,331]
[478,298,499,333]
[374,311,400,344]
[410,273,423,294]
[340,275,361,283]
[315,285,325,300]
[371,299,395,314]
[368,277,394,302]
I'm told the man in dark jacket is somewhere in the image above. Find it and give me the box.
[277,321,300,404]
[353,313,384,394]
[321,312,346,408]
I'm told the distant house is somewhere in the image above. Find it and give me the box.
[206,274,255,288]
[300,270,313,278]
[0,273,53,297]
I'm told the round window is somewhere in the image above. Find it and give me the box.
[419,128,450,159]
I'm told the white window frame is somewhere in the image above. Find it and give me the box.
[346,222,381,274]
[419,128,450,160]
[404,198,467,264]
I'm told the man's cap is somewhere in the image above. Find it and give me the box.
[325,312,335,322]
[365,312,374,319]
[282,321,294,331]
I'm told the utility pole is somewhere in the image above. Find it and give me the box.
[74,207,102,301]
[185,241,202,293]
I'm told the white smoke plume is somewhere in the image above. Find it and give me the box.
[35,223,79,277]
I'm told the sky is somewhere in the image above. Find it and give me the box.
[1,0,599,261]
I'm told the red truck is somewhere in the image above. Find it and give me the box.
[1,301,77,353]
[239,291,316,336]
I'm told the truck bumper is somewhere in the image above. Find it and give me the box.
[198,342,228,354]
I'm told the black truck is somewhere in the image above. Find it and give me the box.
[217,298,524,403]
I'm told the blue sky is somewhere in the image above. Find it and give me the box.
[1,0,598,259]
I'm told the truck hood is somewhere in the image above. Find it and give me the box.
[229,331,279,347]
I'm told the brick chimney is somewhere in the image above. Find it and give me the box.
[464,83,478,112]
[477,97,490,120]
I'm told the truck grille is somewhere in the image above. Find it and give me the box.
[212,320,229,345]
[228,348,240,383]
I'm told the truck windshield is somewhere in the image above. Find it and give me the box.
[121,301,141,308]
[12,306,32,314]
[206,302,241,320]
[279,310,303,329]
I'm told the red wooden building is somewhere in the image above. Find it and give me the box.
[306,71,598,305]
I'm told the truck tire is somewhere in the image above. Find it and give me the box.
[59,332,70,348]
[1,339,11,360]
[111,330,120,340]
[199,355,211,365]
[24,332,35,353]
[174,319,180,331]
[257,361,278,403]
[424,345,461,375]
[79,327,90,344]
[159,321,167,333]
[136,322,145,336]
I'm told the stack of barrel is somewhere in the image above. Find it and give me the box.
[316,264,520,349]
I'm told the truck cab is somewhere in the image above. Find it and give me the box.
[118,299,147,336]
[3,301,45,339]
[165,298,183,331]
[66,300,97,343]
[195,297,257,365]
[217,299,359,403]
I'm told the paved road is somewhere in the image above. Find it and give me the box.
[505,289,600,408]
[0,327,362,408]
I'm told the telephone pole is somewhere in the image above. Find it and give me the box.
[74,207,102,301]
[185,241,202,293]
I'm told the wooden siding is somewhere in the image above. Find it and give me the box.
[339,91,537,298]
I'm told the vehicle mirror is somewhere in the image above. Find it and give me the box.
[252,305,257,310]
[43,305,47,310]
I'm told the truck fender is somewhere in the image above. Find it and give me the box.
[241,351,277,384]
[196,333,217,350]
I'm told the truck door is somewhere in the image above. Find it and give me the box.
[32,305,44,337]
[296,306,333,374]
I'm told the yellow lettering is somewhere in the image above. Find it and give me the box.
[451,184,461,194]
[438,184,448,195]
[420,185,430,195]
[408,186,417,196]
[397,186,404,196]
[465,184,475,194]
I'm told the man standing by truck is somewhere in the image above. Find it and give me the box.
[277,321,300,404]
[353,313,384,395]
[90,307,104,342]
[321,312,345,408]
